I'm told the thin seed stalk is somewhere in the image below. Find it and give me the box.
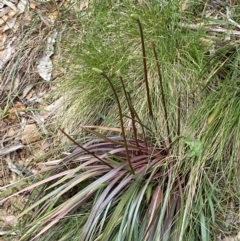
[152,42,172,146]
[137,19,153,120]
[101,73,135,174]
[59,128,114,169]
[119,76,141,153]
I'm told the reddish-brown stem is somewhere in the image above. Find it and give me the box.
[119,76,141,154]
[152,42,172,147]
[100,73,135,174]
[59,128,114,169]
[137,19,153,120]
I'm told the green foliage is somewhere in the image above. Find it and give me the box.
[184,138,202,157]
[3,0,240,240]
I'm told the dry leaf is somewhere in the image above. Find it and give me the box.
[0,6,11,17]
[41,97,64,118]
[0,42,14,69]
[7,128,15,137]
[37,55,53,81]
[8,9,17,17]
[80,0,90,11]
[8,101,26,120]
[21,124,41,144]
[0,33,7,50]
[37,30,57,81]
[22,83,34,98]
[17,0,29,13]
[47,10,59,21]
[1,0,17,12]
[8,109,17,121]
[29,0,36,9]
[0,215,18,227]
[1,16,17,31]
[221,232,240,241]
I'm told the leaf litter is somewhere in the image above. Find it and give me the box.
[0,0,63,236]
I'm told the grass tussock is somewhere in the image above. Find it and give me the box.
[3,0,240,240]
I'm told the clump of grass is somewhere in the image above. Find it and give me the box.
[3,1,240,240]
[55,0,208,137]
[2,54,184,241]
[2,6,189,240]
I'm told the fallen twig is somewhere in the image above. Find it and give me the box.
[0,143,24,155]
[178,22,240,36]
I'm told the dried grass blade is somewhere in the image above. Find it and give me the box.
[82,125,133,134]
[0,169,73,205]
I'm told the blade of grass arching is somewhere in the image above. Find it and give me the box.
[128,170,157,239]
[99,175,132,211]
[86,175,133,241]
[30,190,102,241]
[30,211,68,241]
[43,164,127,221]
[82,173,132,240]
[152,165,174,241]
[18,185,66,218]
[29,165,127,240]
[162,193,181,241]
[127,185,146,239]
[18,170,104,219]
[31,195,60,222]
[144,185,163,241]
[98,200,112,236]
[200,210,209,241]
[101,175,142,240]
[45,159,101,190]
[48,170,105,201]
[0,169,74,204]
[117,190,138,241]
